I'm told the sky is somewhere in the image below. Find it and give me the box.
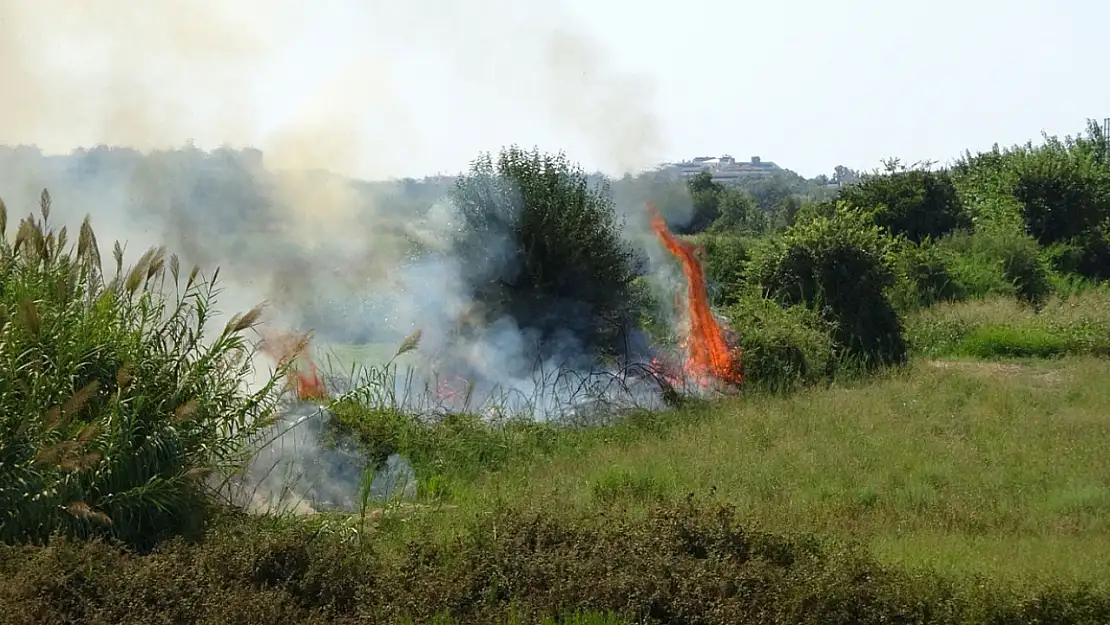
[1,0,1106,180]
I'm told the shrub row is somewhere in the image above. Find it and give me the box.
[3,498,1109,625]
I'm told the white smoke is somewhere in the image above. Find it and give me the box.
[0,0,690,513]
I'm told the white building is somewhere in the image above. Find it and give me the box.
[660,154,781,183]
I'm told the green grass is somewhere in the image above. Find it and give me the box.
[0,195,287,547]
[905,288,1110,358]
[387,356,1110,591]
[6,197,1110,622]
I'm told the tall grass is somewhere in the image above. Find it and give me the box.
[905,287,1110,358]
[0,191,288,546]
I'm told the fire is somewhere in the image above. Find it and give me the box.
[259,331,329,402]
[648,203,743,388]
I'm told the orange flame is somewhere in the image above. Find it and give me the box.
[294,360,328,402]
[648,203,743,388]
[260,331,329,402]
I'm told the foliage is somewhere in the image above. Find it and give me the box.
[886,237,966,313]
[4,498,1110,624]
[708,187,764,233]
[698,232,755,306]
[0,191,287,547]
[746,205,906,368]
[953,121,1110,279]
[719,293,837,393]
[683,171,725,233]
[938,230,1054,307]
[450,146,643,362]
[837,167,970,243]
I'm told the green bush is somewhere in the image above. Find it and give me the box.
[746,206,906,368]
[720,293,837,392]
[939,229,1054,307]
[0,192,285,547]
[838,168,970,243]
[450,147,643,362]
[4,500,1110,624]
[886,237,966,313]
[698,232,755,306]
[952,121,1110,280]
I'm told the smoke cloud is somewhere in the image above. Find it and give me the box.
[1,0,681,510]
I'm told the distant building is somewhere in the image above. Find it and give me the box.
[659,154,780,184]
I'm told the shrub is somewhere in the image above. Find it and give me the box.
[746,206,906,368]
[684,171,725,233]
[953,121,1110,280]
[708,188,763,234]
[939,230,1053,307]
[886,237,966,313]
[720,293,837,392]
[4,499,1110,624]
[698,232,755,306]
[838,168,970,243]
[0,192,286,547]
[450,147,643,363]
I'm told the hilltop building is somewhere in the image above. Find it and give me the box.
[659,154,780,183]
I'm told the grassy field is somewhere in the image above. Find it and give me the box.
[6,205,1110,621]
[431,356,1110,590]
[313,290,1110,593]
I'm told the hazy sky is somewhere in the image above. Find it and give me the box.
[2,0,1106,180]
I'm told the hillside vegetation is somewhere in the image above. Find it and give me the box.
[2,122,1110,623]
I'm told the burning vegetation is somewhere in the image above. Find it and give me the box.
[648,202,744,390]
[263,199,744,408]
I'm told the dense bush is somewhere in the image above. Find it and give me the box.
[0,192,286,547]
[684,171,726,233]
[953,122,1110,280]
[3,499,1109,625]
[747,206,907,368]
[938,230,1054,307]
[838,168,970,243]
[719,293,837,392]
[450,147,644,363]
[886,237,966,313]
[698,232,755,306]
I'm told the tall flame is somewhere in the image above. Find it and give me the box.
[648,202,743,388]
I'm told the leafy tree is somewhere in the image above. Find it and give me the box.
[953,121,1110,279]
[682,171,724,234]
[709,189,761,233]
[450,147,643,363]
[837,168,970,243]
[743,176,795,213]
[700,233,755,306]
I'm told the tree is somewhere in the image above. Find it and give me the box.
[450,147,644,364]
[837,168,970,243]
[709,189,761,233]
[682,171,724,234]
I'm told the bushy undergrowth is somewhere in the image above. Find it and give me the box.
[719,292,837,393]
[0,193,286,547]
[747,207,907,369]
[3,498,1109,625]
[904,288,1110,358]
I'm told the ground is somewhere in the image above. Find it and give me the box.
[430,355,1110,590]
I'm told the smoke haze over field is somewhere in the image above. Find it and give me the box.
[0,0,679,406]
